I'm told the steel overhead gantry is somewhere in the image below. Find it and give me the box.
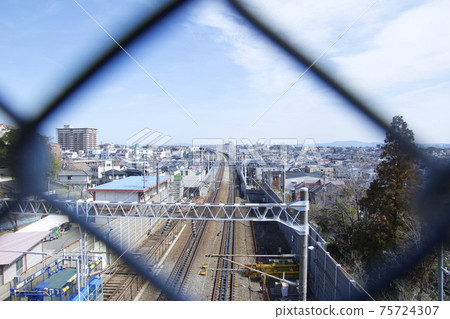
[1,195,310,301]
[0,198,309,235]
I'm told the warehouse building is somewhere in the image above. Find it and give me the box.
[0,231,49,287]
[88,175,171,202]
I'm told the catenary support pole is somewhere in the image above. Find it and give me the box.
[438,241,443,301]
[282,161,286,203]
[299,187,309,301]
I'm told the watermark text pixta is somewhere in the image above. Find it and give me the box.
[192,138,322,166]
[275,305,363,317]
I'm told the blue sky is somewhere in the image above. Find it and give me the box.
[0,0,449,145]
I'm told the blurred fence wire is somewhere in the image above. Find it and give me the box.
[0,0,448,300]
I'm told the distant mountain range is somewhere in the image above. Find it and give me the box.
[318,141,450,148]
[317,141,381,147]
[167,140,450,148]
[419,144,450,149]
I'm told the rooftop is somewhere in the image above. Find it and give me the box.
[103,169,127,176]
[17,215,68,233]
[89,175,170,192]
[59,170,90,176]
[35,268,77,290]
[0,231,49,266]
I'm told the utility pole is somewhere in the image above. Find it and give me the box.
[156,161,160,198]
[212,159,216,192]
[298,187,309,301]
[438,241,444,301]
[143,155,146,189]
[282,161,286,203]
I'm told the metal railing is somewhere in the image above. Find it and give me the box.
[0,0,448,300]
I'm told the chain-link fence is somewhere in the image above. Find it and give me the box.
[0,0,449,301]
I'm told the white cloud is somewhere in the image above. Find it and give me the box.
[189,1,299,94]
[187,0,388,142]
[332,0,450,92]
[5,0,448,143]
[321,0,450,143]
[388,81,450,143]
[242,0,376,51]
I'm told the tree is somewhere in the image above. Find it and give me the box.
[311,186,360,263]
[357,115,422,261]
[49,153,61,179]
[0,130,61,179]
[309,116,443,300]
[0,130,19,167]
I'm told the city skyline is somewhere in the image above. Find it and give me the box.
[0,0,449,145]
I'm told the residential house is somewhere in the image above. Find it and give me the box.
[294,178,345,206]
[58,170,91,186]
[100,169,127,184]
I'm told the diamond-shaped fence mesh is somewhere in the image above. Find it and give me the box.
[0,0,448,301]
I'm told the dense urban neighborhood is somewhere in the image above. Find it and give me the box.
[0,123,448,301]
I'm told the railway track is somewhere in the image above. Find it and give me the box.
[102,265,137,301]
[102,220,181,301]
[104,152,243,301]
[157,219,208,299]
[211,167,236,301]
[158,153,240,300]
[157,164,226,300]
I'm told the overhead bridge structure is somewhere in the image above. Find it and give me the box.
[0,198,309,234]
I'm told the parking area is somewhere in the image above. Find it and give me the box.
[43,224,81,254]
